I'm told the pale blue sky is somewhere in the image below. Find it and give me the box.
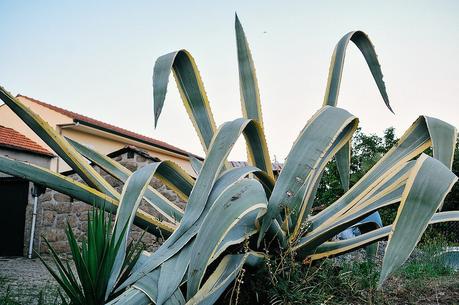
[1,1,458,160]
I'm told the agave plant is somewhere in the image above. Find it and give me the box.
[0,15,458,305]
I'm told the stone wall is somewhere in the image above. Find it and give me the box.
[29,148,186,255]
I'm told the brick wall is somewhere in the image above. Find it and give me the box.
[27,148,186,255]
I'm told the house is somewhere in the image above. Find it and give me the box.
[0,95,199,175]
[0,125,54,256]
[0,94,201,256]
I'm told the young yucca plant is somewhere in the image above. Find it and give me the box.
[38,207,145,305]
[0,14,458,305]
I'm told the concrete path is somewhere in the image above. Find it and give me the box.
[0,256,60,304]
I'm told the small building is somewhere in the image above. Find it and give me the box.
[0,125,54,256]
[0,95,199,175]
[0,94,199,256]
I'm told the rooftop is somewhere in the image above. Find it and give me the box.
[16,94,201,159]
[0,125,54,157]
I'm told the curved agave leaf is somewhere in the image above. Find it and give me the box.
[378,154,457,286]
[129,268,185,305]
[163,118,272,248]
[235,14,264,128]
[107,288,151,305]
[323,31,393,195]
[126,174,267,304]
[153,49,273,180]
[312,115,457,229]
[153,49,217,152]
[0,155,173,236]
[258,106,359,244]
[187,179,267,298]
[186,253,251,305]
[306,211,459,261]
[67,137,194,199]
[156,243,192,305]
[323,31,391,111]
[66,137,190,222]
[292,160,414,256]
[235,15,274,179]
[106,163,168,298]
[0,87,118,198]
[189,155,203,176]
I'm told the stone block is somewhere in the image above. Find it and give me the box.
[42,211,55,226]
[53,193,72,203]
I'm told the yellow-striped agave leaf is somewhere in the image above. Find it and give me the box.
[0,155,117,211]
[235,15,274,178]
[294,116,455,257]
[323,31,391,111]
[306,211,459,262]
[323,31,393,195]
[0,87,118,198]
[131,268,185,305]
[378,154,457,286]
[106,163,171,298]
[186,253,260,305]
[117,163,269,292]
[292,161,414,258]
[162,118,274,248]
[311,115,456,230]
[0,156,173,237]
[156,243,192,305]
[186,179,267,299]
[235,14,264,128]
[118,164,275,302]
[153,50,217,153]
[106,288,151,305]
[258,106,358,244]
[66,137,190,222]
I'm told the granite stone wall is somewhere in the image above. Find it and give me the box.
[27,148,186,255]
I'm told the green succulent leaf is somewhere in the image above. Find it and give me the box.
[117,163,267,292]
[106,163,167,298]
[258,106,358,244]
[312,115,457,230]
[153,50,217,153]
[323,30,393,197]
[323,31,391,111]
[185,254,248,305]
[307,211,459,261]
[67,137,190,222]
[378,154,457,286]
[187,179,267,298]
[0,155,174,236]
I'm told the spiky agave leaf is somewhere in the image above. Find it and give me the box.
[305,211,459,261]
[0,155,173,236]
[323,31,393,193]
[67,137,190,223]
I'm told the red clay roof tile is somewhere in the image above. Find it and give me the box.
[0,125,54,156]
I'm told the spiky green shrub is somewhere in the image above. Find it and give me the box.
[0,15,458,305]
[38,207,145,305]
